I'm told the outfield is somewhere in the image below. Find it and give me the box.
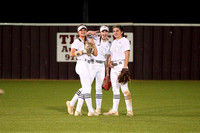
[0,80,199,132]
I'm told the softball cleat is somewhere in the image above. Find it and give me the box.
[126,110,134,116]
[88,111,98,116]
[74,111,82,116]
[95,108,101,116]
[66,101,74,115]
[103,110,119,116]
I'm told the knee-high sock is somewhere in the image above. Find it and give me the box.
[75,93,84,112]
[112,94,120,112]
[70,90,82,107]
[96,94,102,109]
[84,93,94,113]
[124,91,132,111]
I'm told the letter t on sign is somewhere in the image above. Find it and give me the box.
[59,35,69,44]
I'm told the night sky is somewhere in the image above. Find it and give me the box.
[0,1,199,23]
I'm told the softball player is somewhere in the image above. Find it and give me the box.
[103,25,133,116]
[66,26,111,116]
[89,25,111,115]
[67,24,98,116]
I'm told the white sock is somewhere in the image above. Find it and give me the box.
[70,90,81,106]
[125,99,132,111]
[124,92,133,111]
[112,94,120,112]
[84,93,94,113]
[96,94,102,109]
[75,94,84,112]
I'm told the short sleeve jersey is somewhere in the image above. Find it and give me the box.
[71,38,91,60]
[110,37,130,62]
[91,36,111,61]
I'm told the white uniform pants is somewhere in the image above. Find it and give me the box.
[89,62,105,94]
[110,63,129,95]
[110,62,132,111]
[75,60,92,94]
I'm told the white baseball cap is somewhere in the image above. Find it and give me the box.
[100,26,109,32]
[77,25,87,31]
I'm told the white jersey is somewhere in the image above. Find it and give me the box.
[110,37,130,62]
[91,36,111,61]
[71,38,91,60]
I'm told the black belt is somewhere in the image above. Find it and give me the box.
[78,59,91,63]
[96,60,104,64]
[90,59,104,64]
[112,61,123,66]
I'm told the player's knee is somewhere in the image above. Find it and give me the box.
[82,87,91,94]
[79,88,83,92]
[123,90,132,99]
[123,90,131,96]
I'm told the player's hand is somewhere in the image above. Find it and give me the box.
[109,62,114,68]
[90,30,99,35]
[89,38,95,45]
[106,73,109,77]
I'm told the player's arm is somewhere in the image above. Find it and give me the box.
[70,48,85,57]
[92,44,98,56]
[105,55,110,76]
[89,38,98,56]
[70,48,77,57]
[123,50,130,68]
[108,55,114,68]
[87,30,99,35]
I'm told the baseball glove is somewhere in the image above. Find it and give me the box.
[118,68,131,84]
[102,76,111,91]
[84,41,94,56]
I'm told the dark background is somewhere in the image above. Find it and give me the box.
[0,1,199,23]
[0,1,200,80]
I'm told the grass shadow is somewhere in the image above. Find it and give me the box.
[45,106,67,113]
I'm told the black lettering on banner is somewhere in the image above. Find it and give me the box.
[71,56,75,60]
[65,54,77,61]
[65,54,70,60]
[59,35,68,44]
[62,46,68,52]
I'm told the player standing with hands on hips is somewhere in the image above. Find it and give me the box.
[69,24,98,116]
[103,25,134,116]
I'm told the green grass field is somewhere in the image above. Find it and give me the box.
[0,80,200,133]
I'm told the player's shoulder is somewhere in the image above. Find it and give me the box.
[107,41,111,47]
[75,38,82,42]
[93,36,100,44]
[93,35,100,41]
[121,37,129,42]
[112,39,117,44]
[73,38,82,44]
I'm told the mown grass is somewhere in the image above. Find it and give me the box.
[0,80,199,132]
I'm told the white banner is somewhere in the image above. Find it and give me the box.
[57,32,134,62]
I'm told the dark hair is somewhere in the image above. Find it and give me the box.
[113,25,124,37]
